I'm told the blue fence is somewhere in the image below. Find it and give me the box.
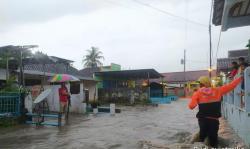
[150,96,178,104]
[0,92,21,117]
[222,67,250,147]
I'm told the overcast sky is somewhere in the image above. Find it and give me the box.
[0,0,249,73]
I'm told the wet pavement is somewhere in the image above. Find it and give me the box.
[0,99,199,149]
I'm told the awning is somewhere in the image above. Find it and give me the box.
[213,0,250,31]
[95,69,162,79]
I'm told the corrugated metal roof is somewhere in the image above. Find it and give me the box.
[228,49,249,58]
[19,64,94,81]
[213,0,250,30]
[213,0,225,26]
[95,69,162,79]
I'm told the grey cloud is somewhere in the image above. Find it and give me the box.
[0,0,110,31]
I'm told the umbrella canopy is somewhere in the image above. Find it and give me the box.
[34,88,52,104]
[49,74,80,83]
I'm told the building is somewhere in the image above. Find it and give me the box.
[79,63,122,102]
[213,0,250,147]
[213,0,250,31]
[217,49,249,74]
[154,70,216,97]
[94,69,162,103]
[21,56,97,113]
[0,48,97,113]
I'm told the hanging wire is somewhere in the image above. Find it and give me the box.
[132,0,208,28]
[215,27,222,61]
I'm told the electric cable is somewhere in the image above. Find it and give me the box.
[132,0,208,27]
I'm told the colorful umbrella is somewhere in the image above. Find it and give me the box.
[49,74,80,83]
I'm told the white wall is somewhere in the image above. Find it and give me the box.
[25,83,86,114]
[83,81,97,101]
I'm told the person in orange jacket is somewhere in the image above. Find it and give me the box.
[188,76,242,147]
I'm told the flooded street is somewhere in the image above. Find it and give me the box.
[0,99,199,149]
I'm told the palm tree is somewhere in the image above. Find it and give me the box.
[82,47,104,68]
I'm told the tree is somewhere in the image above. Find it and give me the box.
[0,45,32,69]
[82,47,104,68]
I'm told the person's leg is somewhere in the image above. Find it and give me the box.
[60,102,66,114]
[60,102,64,113]
[198,118,208,142]
[208,119,219,148]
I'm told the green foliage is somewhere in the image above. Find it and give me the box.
[33,51,49,59]
[0,45,32,69]
[82,47,104,68]
[0,76,19,92]
[0,117,18,128]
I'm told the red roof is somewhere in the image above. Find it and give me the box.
[159,70,217,83]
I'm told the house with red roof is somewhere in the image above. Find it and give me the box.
[152,70,217,97]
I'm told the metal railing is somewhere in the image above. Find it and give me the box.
[0,92,21,117]
[223,67,250,112]
[222,67,250,147]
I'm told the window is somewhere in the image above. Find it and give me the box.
[70,82,80,94]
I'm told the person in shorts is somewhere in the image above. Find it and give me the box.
[58,83,70,113]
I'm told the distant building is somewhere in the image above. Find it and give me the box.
[152,70,216,97]
[79,63,121,78]
[20,56,96,113]
[79,63,122,101]
[94,69,162,103]
[217,49,250,73]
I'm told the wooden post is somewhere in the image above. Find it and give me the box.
[147,72,150,100]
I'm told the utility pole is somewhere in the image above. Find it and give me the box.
[209,23,212,79]
[19,45,38,86]
[6,56,9,80]
[208,0,213,79]
[181,50,186,97]
[20,50,24,86]
[184,49,186,82]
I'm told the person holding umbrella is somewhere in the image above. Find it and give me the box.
[58,82,70,114]
[50,74,79,121]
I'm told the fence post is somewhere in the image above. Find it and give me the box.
[244,67,250,112]
[233,80,241,107]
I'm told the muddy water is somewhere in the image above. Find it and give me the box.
[0,99,198,149]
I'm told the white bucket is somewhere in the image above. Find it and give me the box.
[93,108,98,114]
[110,104,115,116]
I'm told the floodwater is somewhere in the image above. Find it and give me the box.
[0,99,199,149]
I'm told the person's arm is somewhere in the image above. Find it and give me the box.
[59,88,68,96]
[220,77,242,95]
[188,91,199,110]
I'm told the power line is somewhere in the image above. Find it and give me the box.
[215,27,222,60]
[132,0,208,28]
